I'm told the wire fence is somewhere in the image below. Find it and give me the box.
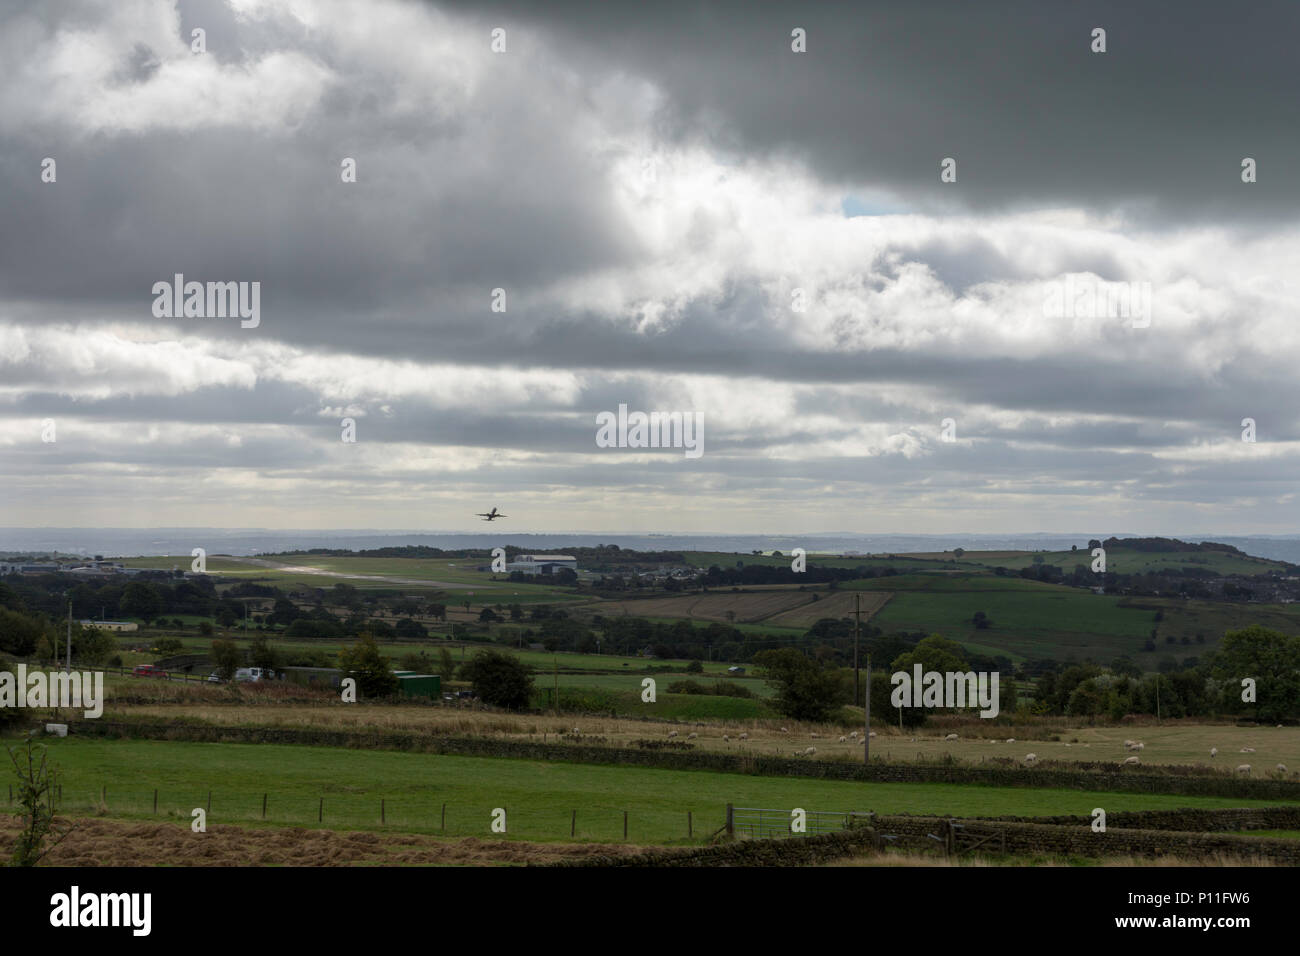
[726,805,864,838]
[3,785,703,843]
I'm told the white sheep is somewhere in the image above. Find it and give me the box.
[944,733,959,741]
[1123,739,1135,747]
[1122,756,1140,766]
[849,731,859,739]
[1241,747,1256,753]
[1005,738,1015,744]
[838,735,847,743]
[810,733,820,739]
[780,727,789,733]
[1277,763,1288,773]
[1236,764,1251,775]
[739,732,748,741]
[1024,753,1038,764]
[804,746,817,756]
[868,731,877,738]
[1210,747,1218,758]
[667,730,678,739]
[1125,741,1144,751]
[722,734,729,742]
[687,732,697,739]
[572,727,580,733]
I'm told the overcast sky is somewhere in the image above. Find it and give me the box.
[1,0,1297,535]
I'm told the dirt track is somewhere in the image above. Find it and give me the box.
[2,816,646,867]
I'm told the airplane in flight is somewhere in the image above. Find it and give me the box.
[475,506,508,521]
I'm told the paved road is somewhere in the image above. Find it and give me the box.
[222,556,496,589]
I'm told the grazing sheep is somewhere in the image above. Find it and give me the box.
[687,732,698,739]
[850,731,859,739]
[1210,747,1218,758]
[1241,747,1256,753]
[868,731,877,738]
[1122,756,1140,766]
[944,733,959,741]
[1125,741,1144,751]
[667,730,678,738]
[739,732,748,741]
[1024,753,1038,764]
[838,736,847,743]
[780,727,789,733]
[572,727,580,733]
[1123,739,1135,748]
[810,733,820,739]
[1005,738,1015,744]
[1064,743,1071,747]
[1236,764,1251,775]
[1277,763,1288,773]
[722,734,729,742]
[804,746,817,756]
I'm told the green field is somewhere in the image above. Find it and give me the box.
[862,576,1157,661]
[20,737,1297,844]
[949,547,1289,577]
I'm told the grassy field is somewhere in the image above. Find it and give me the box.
[18,737,1298,845]
[944,548,1289,576]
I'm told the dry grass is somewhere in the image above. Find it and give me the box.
[0,815,645,867]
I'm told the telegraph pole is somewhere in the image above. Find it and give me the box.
[864,653,871,765]
[853,593,861,703]
[66,601,72,673]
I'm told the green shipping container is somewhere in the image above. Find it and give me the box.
[396,674,441,699]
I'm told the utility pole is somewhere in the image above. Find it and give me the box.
[864,653,871,765]
[66,601,72,673]
[853,593,861,704]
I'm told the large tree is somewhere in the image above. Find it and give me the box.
[338,635,399,698]
[1209,626,1300,723]
[118,582,162,621]
[459,649,534,710]
[210,639,242,681]
[752,648,849,723]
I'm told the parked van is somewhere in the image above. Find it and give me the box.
[234,667,265,683]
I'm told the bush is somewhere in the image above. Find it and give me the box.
[6,740,73,866]
[685,660,703,673]
[460,649,534,710]
[338,635,400,699]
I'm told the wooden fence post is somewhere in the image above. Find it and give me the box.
[726,803,734,837]
[571,810,576,837]
[623,810,628,840]
[688,811,692,838]
[381,799,385,824]
[441,802,446,831]
[262,793,267,819]
[153,789,158,814]
[207,790,212,812]
[319,797,323,823]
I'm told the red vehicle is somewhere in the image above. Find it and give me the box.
[132,664,170,679]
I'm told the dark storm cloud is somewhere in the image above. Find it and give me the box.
[441,0,1300,225]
